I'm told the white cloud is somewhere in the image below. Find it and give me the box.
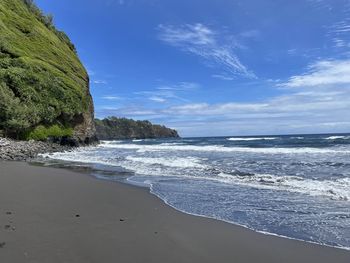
[102,96,122,100]
[135,81,199,103]
[212,74,234,81]
[158,23,255,78]
[158,23,215,46]
[135,90,188,103]
[333,38,347,48]
[287,49,297,55]
[156,82,200,91]
[329,20,350,34]
[93,80,108,85]
[149,96,167,103]
[166,102,268,116]
[100,106,157,116]
[281,59,350,87]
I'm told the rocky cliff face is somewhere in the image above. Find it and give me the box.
[0,0,96,144]
[71,80,97,144]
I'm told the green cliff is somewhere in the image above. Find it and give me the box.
[0,0,96,143]
[95,117,180,140]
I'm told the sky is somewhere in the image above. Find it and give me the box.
[35,0,350,137]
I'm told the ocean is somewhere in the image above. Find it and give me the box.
[39,133,350,250]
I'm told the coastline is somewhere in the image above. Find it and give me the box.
[0,161,349,262]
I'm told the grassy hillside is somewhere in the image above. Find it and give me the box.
[95,117,180,140]
[0,0,94,140]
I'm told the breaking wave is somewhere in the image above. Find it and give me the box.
[227,137,277,141]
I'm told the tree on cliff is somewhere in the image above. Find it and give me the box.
[95,117,180,140]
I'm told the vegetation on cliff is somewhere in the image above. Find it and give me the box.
[95,117,179,140]
[0,0,95,141]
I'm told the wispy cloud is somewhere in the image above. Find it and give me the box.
[135,89,189,103]
[165,102,269,116]
[101,96,123,100]
[281,59,350,87]
[329,20,350,34]
[156,82,200,91]
[325,1,350,50]
[98,106,159,118]
[211,74,234,81]
[157,23,255,78]
[149,96,167,103]
[93,80,108,85]
[134,81,199,103]
[332,38,347,48]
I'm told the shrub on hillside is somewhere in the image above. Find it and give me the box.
[24,125,73,141]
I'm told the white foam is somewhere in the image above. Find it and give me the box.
[159,142,186,146]
[125,156,207,169]
[39,149,119,167]
[99,143,350,154]
[216,173,350,201]
[227,137,277,141]
[120,158,350,202]
[325,136,350,140]
[100,140,123,144]
[42,144,350,202]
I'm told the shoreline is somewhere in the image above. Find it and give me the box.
[27,160,350,251]
[0,161,349,262]
[148,185,350,252]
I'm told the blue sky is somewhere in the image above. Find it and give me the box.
[36,0,350,137]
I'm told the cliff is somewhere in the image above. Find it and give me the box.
[0,0,96,144]
[95,117,180,140]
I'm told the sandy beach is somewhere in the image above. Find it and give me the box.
[0,161,349,263]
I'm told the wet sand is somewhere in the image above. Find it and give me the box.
[0,161,349,263]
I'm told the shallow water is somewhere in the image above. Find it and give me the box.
[40,134,350,249]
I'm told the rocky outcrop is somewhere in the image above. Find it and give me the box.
[70,80,97,145]
[0,138,72,161]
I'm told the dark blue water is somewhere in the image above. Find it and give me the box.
[41,133,350,249]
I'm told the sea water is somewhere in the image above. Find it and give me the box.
[40,134,350,249]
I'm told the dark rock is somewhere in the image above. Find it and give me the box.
[0,242,6,248]
[0,138,73,161]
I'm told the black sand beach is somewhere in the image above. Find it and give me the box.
[0,161,349,263]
